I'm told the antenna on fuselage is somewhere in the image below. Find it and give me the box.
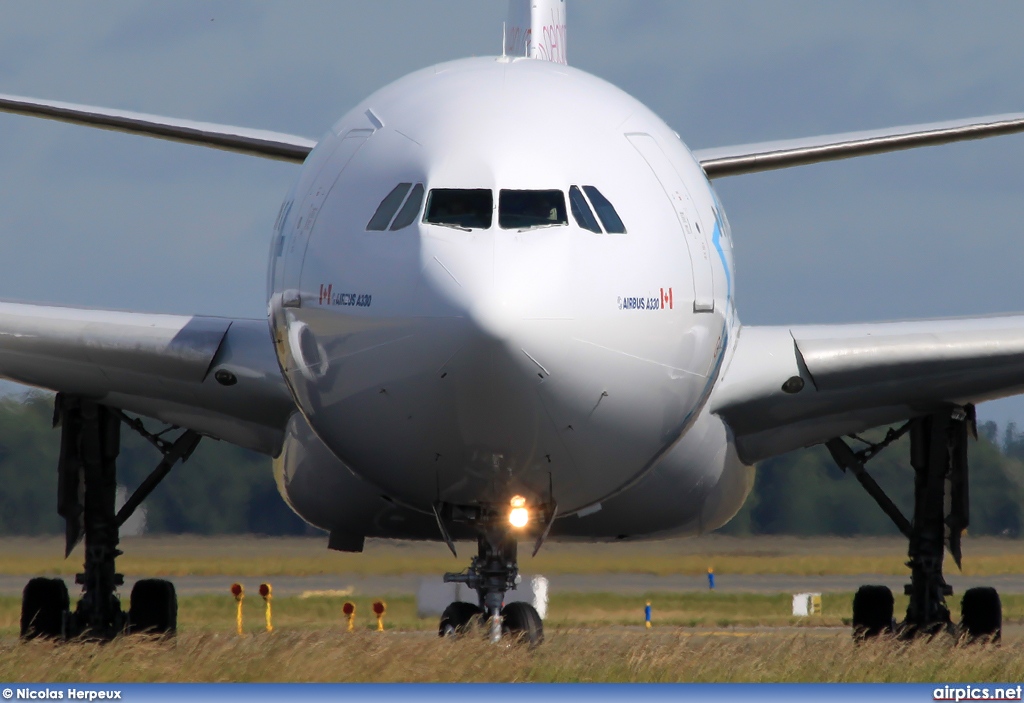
[502,22,507,58]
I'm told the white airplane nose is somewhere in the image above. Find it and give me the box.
[288,224,706,515]
[414,228,718,508]
[407,231,590,499]
[424,235,543,369]
[463,292,518,348]
[420,231,570,379]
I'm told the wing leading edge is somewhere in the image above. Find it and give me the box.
[7,97,1022,174]
[710,316,1024,464]
[695,113,1024,179]
[0,93,316,162]
[0,302,294,455]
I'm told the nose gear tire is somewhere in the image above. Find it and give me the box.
[438,601,484,637]
[500,601,543,646]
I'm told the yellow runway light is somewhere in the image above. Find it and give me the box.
[373,600,386,631]
[259,583,273,633]
[230,583,244,636]
[343,601,356,632]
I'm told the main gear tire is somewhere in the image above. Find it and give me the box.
[960,586,1001,643]
[852,584,894,640]
[128,578,177,636]
[20,577,70,639]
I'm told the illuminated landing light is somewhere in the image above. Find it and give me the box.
[509,507,529,528]
[509,495,529,528]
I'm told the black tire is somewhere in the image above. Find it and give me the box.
[501,601,544,647]
[128,579,177,635]
[21,577,70,639]
[852,585,894,639]
[438,601,482,637]
[961,586,1001,643]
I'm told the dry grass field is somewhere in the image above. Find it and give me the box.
[5,534,1024,577]
[1,629,1021,683]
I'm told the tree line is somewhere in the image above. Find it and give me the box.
[0,394,309,536]
[719,419,1024,537]
[2,393,1023,537]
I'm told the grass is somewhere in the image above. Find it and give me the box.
[5,534,1024,577]
[7,591,1024,637]
[2,629,1023,682]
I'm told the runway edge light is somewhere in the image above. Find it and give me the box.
[230,583,244,636]
[373,600,386,631]
[259,583,273,633]
[343,601,356,632]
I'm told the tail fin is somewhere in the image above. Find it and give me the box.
[505,0,567,64]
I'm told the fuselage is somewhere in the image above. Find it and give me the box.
[267,56,748,535]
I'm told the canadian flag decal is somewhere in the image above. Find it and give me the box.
[319,284,333,305]
[660,287,673,310]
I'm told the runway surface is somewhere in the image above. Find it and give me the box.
[5,572,1024,596]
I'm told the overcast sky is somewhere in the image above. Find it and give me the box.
[1,1,1024,427]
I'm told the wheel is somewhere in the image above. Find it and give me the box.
[20,577,70,639]
[501,601,544,646]
[128,579,177,635]
[960,587,1001,643]
[438,601,482,637]
[852,585,894,639]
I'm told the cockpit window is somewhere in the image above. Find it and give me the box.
[582,186,626,234]
[389,183,424,231]
[424,189,493,230]
[367,183,411,231]
[569,186,601,234]
[499,190,567,230]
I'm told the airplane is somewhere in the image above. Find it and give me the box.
[4,0,1024,644]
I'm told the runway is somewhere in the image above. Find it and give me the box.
[5,572,1024,596]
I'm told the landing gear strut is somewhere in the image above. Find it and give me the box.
[19,395,200,640]
[435,502,548,646]
[827,405,1001,641]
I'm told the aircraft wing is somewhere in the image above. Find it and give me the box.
[0,302,294,455]
[0,93,316,162]
[694,113,1024,179]
[710,316,1024,464]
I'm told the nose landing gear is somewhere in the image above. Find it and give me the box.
[435,502,550,646]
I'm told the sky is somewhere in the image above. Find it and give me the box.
[1,1,1024,428]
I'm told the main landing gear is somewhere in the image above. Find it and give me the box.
[19,395,200,640]
[827,405,1001,642]
[434,500,552,646]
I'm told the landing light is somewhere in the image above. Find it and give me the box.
[509,495,529,528]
